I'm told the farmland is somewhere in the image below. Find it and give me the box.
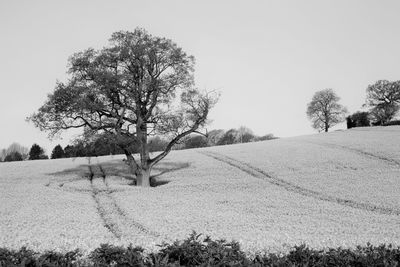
[0,126,399,255]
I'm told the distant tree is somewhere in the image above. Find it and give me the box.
[306,89,348,132]
[3,143,29,160]
[365,80,400,124]
[148,136,168,152]
[28,28,218,186]
[29,144,47,160]
[346,111,370,129]
[4,151,23,162]
[237,126,255,143]
[207,129,225,146]
[184,135,208,149]
[217,129,238,145]
[63,145,75,158]
[0,148,6,162]
[253,134,277,142]
[51,144,65,159]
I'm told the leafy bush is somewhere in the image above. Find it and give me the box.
[346,111,370,129]
[0,247,82,266]
[89,243,146,266]
[154,232,250,266]
[1,234,400,266]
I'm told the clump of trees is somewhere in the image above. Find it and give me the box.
[0,143,29,162]
[307,80,400,132]
[28,28,218,187]
[306,89,348,132]
[208,127,276,147]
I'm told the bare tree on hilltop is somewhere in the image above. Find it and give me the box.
[307,89,348,132]
[28,28,218,187]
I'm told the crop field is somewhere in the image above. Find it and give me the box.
[1,126,400,255]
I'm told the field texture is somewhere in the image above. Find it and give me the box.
[1,126,399,254]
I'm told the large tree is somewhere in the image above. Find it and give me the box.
[29,28,217,187]
[306,89,347,132]
[365,80,400,124]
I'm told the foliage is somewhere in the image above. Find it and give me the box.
[307,89,348,132]
[89,244,145,266]
[1,236,400,266]
[28,28,217,186]
[155,232,250,266]
[28,143,47,160]
[365,80,400,125]
[184,135,208,149]
[0,143,29,161]
[3,151,23,162]
[206,129,225,146]
[0,247,82,266]
[51,144,65,159]
[346,111,370,129]
[382,120,400,126]
[217,129,238,145]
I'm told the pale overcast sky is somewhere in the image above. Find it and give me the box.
[1,0,400,153]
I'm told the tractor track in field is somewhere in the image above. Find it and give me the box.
[87,164,161,240]
[201,151,400,216]
[305,141,400,168]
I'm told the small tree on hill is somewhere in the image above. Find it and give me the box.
[51,144,65,159]
[306,89,348,132]
[29,144,47,160]
[28,28,218,187]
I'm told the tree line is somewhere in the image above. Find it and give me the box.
[307,80,400,132]
[0,127,276,162]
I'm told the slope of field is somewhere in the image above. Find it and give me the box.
[0,126,399,254]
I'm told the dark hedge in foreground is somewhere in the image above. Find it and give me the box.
[1,233,400,266]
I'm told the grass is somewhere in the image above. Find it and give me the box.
[0,126,399,256]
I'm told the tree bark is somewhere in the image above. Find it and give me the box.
[136,167,151,187]
[136,116,152,187]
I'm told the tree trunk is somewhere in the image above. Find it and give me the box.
[136,167,151,187]
[136,116,151,187]
[325,125,329,132]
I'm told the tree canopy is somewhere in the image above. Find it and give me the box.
[306,89,347,132]
[365,80,400,124]
[29,28,217,186]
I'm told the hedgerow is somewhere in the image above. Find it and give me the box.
[1,233,400,266]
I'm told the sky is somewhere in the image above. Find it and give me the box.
[1,0,400,154]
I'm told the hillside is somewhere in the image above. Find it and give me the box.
[0,126,399,254]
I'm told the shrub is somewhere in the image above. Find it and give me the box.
[347,111,370,129]
[89,243,146,266]
[1,234,400,266]
[155,232,250,266]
